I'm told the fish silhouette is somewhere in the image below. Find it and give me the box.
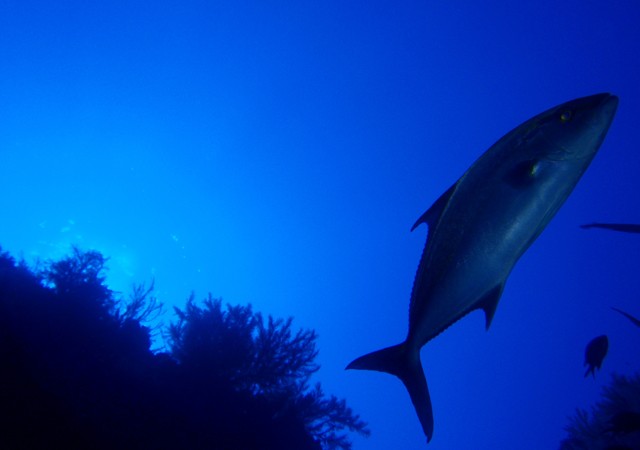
[581,223,640,234]
[347,94,618,442]
[584,335,609,378]
[611,307,640,328]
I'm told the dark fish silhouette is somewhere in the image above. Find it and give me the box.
[581,223,640,234]
[611,307,640,328]
[584,335,609,377]
[346,94,618,442]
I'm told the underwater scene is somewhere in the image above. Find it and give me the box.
[1,1,640,449]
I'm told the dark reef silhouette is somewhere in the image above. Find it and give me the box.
[560,373,640,450]
[561,309,640,448]
[0,246,368,450]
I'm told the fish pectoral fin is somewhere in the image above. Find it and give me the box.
[477,283,505,330]
[411,183,457,232]
[504,159,545,188]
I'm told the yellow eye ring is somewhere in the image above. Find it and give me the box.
[560,110,572,122]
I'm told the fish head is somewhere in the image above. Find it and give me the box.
[516,93,618,163]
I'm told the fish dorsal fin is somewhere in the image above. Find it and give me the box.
[478,283,505,330]
[411,183,457,232]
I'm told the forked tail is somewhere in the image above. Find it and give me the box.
[346,343,434,442]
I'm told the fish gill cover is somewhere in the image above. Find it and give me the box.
[0,246,369,450]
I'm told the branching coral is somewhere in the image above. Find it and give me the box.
[0,246,368,450]
[168,295,369,449]
[560,373,640,450]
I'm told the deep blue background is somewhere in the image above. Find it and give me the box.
[2,1,640,448]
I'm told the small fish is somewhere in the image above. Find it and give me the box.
[581,223,640,234]
[611,307,640,328]
[584,335,609,377]
[347,94,618,442]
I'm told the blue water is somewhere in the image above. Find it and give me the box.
[1,1,640,448]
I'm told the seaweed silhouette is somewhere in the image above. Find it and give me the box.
[0,246,368,449]
[560,373,640,450]
[167,295,369,449]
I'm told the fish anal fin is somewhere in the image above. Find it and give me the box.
[411,183,457,232]
[478,283,505,330]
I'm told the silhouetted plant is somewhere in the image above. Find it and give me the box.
[247,313,319,395]
[1,246,368,450]
[0,247,46,300]
[116,280,164,352]
[117,280,163,325]
[41,245,116,315]
[168,295,369,449]
[168,295,256,388]
[42,245,107,290]
[560,372,640,449]
[294,383,371,450]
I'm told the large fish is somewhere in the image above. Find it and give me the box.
[347,93,618,443]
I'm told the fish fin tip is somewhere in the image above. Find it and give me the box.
[411,211,429,232]
[479,284,505,330]
[404,355,434,443]
[411,183,457,233]
[346,344,406,375]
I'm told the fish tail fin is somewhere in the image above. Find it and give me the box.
[346,344,434,442]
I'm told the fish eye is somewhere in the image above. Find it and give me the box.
[559,110,572,123]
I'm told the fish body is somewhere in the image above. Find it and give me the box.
[581,223,640,233]
[611,307,640,328]
[584,335,609,377]
[347,94,618,442]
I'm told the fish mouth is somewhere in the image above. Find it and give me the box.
[595,93,618,119]
[542,93,618,161]
[588,93,618,149]
[575,92,618,112]
[561,93,618,124]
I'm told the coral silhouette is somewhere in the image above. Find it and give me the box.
[0,246,368,449]
[167,296,369,449]
[560,373,640,450]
